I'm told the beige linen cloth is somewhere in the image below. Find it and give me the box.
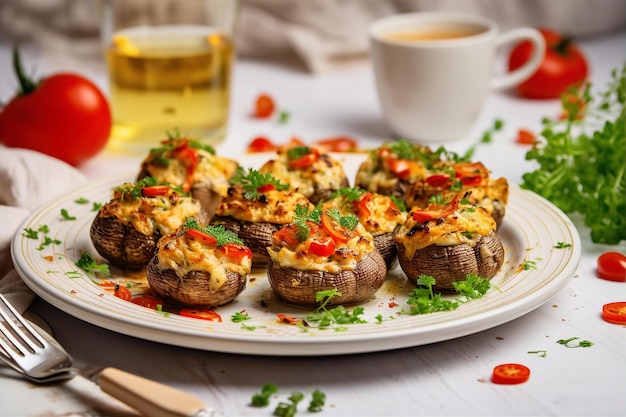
[0,145,88,313]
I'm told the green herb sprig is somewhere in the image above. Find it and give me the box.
[230,167,289,200]
[403,274,491,315]
[521,65,626,244]
[75,252,111,276]
[183,217,243,247]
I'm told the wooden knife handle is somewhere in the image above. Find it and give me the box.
[97,367,211,417]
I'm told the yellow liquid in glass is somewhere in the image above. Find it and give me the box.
[106,25,234,153]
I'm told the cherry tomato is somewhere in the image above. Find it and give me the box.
[289,148,319,169]
[0,49,111,166]
[114,284,132,301]
[314,136,358,152]
[412,196,459,223]
[508,28,589,99]
[601,302,626,325]
[425,174,452,188]
[186,229,218,246]
[141,185,170,197]
[247,136,277,153]
[516,128,536,145]
[491,363,531,384]
[256,184,276,193]
[597,252,626,282]
[321,211,356,243]
[353,192,372,220]
[254,93,275,118]
[308,236,336,257]
[386,158,412,180]
[179,308,222,322]
[454,163,484,186]
[131,293,164,310]
[172,141,199,192]
[274,224,301,247]
[220,244,253,261]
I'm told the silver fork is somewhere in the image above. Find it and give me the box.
[0,293,220,417]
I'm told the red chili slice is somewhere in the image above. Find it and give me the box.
[220,244,253,261]
[308,236,336,257]
[179,308,222,322]
[186,228,217,245]
[113,284,132,301]
[601,302,626,325]
[353,192,372,219]
[491,363,531,384]
[256,184,276,193]
[425,173,452,188]
[455,162,484,186]
[289,148,319,169]
[141,185,170,197]
[412,196,459,223]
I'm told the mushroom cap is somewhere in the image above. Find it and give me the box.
[146,255,246,308]
[397,231,504,292]
[212,215,279,267]
[267,250,387,308]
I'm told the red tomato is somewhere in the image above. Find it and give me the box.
[186,229,218,246]
[412,196,459,223]
[516,128,536,145]
[247,136,277,153]
[220,244,253,261]
[142,185,170,197]
[601,302,626,325]
[308,236,336,257]
[289,148,319,169]
[386,158,412,180]
[353,192,372,220]
[508,28,589,99]
[179,308,222,322]
[314,136,358,152]
[131,293,164,310]
[597,252,626,282]
[0,50,111,166]
[114,284,132,301]
[454,163,483,186]
[274,224,301,247]
[321,211,356,243]
[256,184,276,193]
[254,93,275,118]
[491,363,531,384]
[425,174,452,188]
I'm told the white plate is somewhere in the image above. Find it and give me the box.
[11,154,581,356]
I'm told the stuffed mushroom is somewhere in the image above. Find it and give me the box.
[137,136,238,218]
[259,145,349,204]
[395,194,505,292]
[90,178,210,270]
[404,161,509,229]
[320,187,407,267]
[146,218,252,308]
[266,206,387,307]
[211,168,314,267]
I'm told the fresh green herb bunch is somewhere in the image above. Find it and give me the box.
[183,217,244,246]
[521,65,626,244]
[230,167,289,200]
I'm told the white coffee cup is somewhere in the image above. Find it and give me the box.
[369,12,545,143]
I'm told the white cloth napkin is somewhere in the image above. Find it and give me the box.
[0,145,88,313]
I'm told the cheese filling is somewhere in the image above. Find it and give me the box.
[216,187,313,224]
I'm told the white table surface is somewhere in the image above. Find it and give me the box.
[1,29,625,417]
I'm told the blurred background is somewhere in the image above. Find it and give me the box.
[1,0,624,75]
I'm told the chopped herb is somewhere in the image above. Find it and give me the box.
[38,225,50,233]
[522,259,539,270]
[231,311,251,323]
[23,227,39,239]
[304,289,367,330]
[326,208,358,230]
[329,187,366,202]
[230,167,289,200]
[403,274,491,315]
[251,383,278,407]
[389,195,407,212]
[278,110,290,124]
[60,208,76,221]
[92,202,103,211]
[274,391,304,417]
[64,271,83,279]
[527,350,548,358]
[37,236,61,251]
[183,217,244,246]
[556,337,594,348]
[308,389,326,412]
[292,205,321,242]
[115,177,160,201]
[75,252,111,276]
[287,146,311,161]
[521,66,626,244]
[74,197,89,204]
[554,241,572,249]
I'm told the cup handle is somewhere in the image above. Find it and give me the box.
[490,28,546,90]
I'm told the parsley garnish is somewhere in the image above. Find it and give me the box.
[231,311,251,323]
[521,65,626,244]
[557,337,594,348]
[60,208,76,221]
[286,146,312,161]
[251,383,278,407]
[278,110,290,124]
[74,197,89,204]
[23,227,39,239]
[292,205,321,242]
[329,187,366,202]
[274,392,304,417]
[554,241,572,249]
[75,252,111,276]
[251,385,326,415]
[115,177,159,201]
[326,208,358,230]
[230,167,289,200]
[528,350,548,358]
[304,289,366,330]
[403,274,491,315]
[183,217,243,246]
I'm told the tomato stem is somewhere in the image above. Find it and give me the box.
[553,37,572,57]
[12,47,38,95]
